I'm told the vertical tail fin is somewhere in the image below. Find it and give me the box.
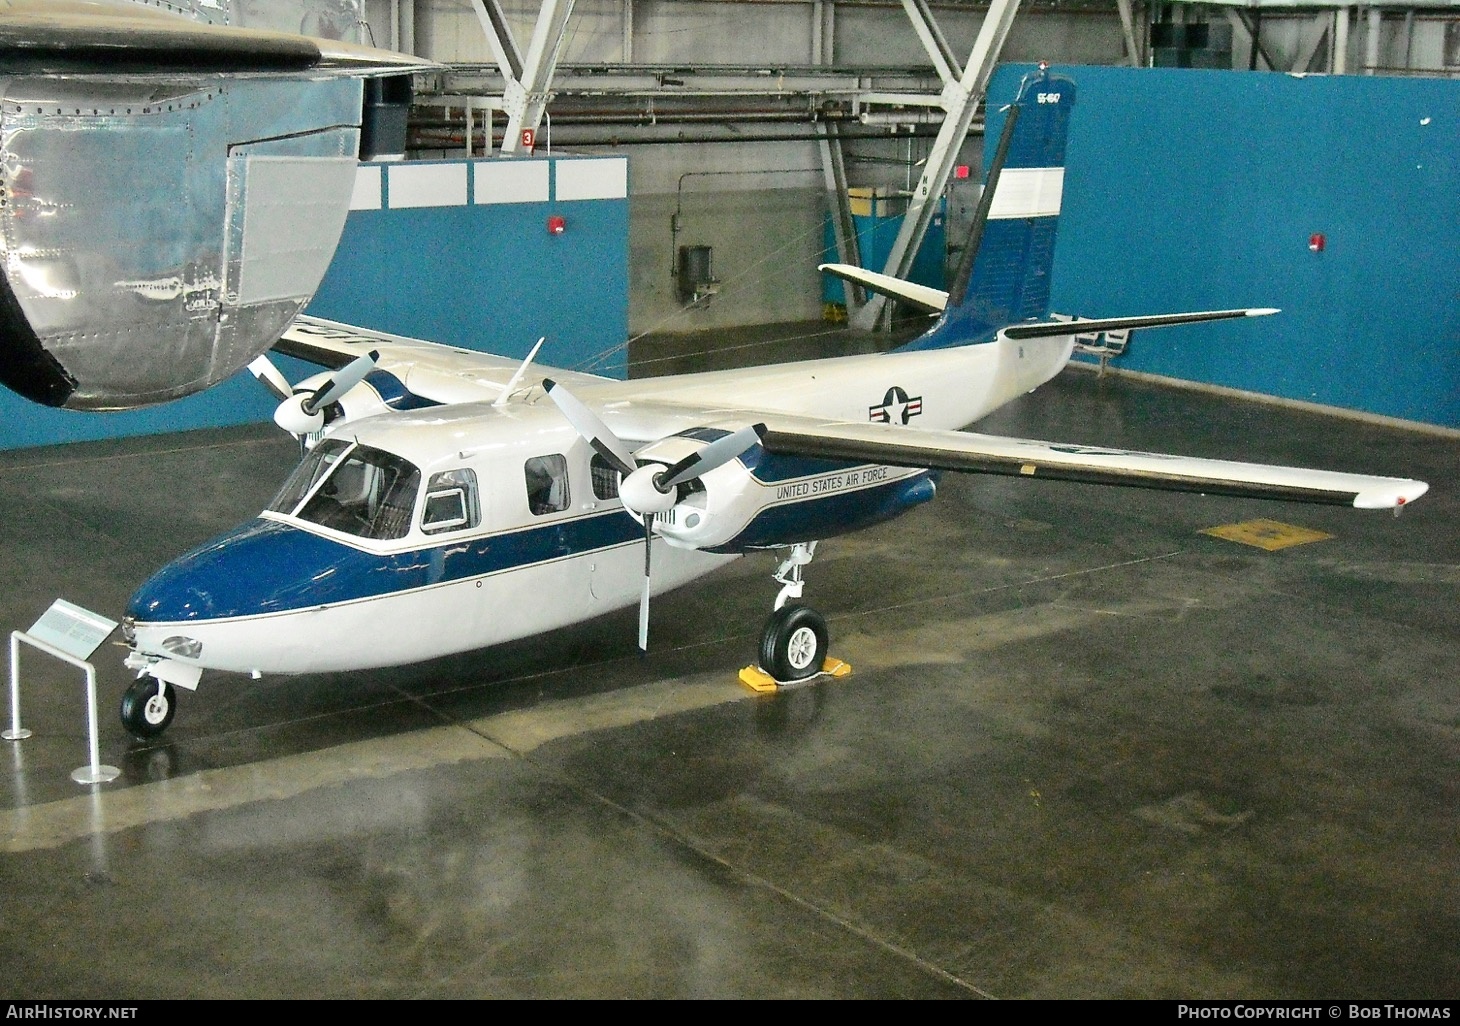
[900,65,1076,351]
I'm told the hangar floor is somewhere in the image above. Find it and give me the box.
[0,322,1456,1000]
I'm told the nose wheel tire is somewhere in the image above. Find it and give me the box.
[120,678,176,739]
[759,604,828,682]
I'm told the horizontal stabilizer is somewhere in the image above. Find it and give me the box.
[1004,308,1279,341]
[818,264,947,314]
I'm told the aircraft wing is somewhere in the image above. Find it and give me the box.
[754,415,1428,510]
[271,317,1427,511]
[271,316,615,405]
[276,317,506,372]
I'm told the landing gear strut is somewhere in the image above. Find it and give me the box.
[771,541,816,611]
[756,542,829,683]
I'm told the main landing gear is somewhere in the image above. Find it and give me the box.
[759,604,828,682]
[743,542,851,691]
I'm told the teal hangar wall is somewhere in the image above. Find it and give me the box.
[0,154,629,450]
[986,63,1459,430]
[307,155,629,378]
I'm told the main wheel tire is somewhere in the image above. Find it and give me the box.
[759,605,829,682]
[120,678,176,739]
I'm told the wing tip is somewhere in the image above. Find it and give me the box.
[1353,480,1429,509]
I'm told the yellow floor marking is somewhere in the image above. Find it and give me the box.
[1201,518,1334,551]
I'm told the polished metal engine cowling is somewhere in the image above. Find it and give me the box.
[0,74,363,409]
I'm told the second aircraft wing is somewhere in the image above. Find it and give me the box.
[753,414,1427,511]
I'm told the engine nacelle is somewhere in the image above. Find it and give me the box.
[631,430,938,553]
[287,368,432,445]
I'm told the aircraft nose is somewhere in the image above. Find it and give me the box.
[126,518,343,623]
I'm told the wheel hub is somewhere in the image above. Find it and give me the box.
[787,626,819,670]
[144,692,169,725]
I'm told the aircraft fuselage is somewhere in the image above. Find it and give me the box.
[123,332,1075,677]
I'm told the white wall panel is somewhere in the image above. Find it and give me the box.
[833,5,983,65]
[556,157,629,200]
[350,165,383,211]
[475,160,551,204]
[388,162,470,207]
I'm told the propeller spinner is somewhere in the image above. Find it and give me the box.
[269,350,380,436]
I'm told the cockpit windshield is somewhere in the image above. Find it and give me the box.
[267,440,421,541]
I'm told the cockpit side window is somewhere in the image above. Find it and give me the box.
[273,442,421,541]
[421,469,481,534]
[268,439,351,516]
[524,454,570,515]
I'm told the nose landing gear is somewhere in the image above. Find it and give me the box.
[120,676,176,739]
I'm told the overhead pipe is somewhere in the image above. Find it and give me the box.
[408,124,950,150]
[409,105,951,134]
[858,110,944,125]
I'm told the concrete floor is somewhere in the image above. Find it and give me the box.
[0,325,1456,999]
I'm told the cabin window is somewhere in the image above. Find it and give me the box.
[590,454,620,501]
[421,469,480,534]
[272,441,420,541]
[524,454,570,515]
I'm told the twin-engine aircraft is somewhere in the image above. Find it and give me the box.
[115,67,1428,739]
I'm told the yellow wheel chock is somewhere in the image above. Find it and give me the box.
[738,657,852,693]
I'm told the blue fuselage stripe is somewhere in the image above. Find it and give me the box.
[129,461,940,623]
[128,511,644,623]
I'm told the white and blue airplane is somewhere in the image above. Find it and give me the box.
[116,67,1429,738]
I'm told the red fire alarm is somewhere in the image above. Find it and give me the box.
[520,128,536,153]
[547,214,566,236]
[1308,232,1326,253]
[953,165,970,180]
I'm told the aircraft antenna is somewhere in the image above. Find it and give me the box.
[495,337,547,406]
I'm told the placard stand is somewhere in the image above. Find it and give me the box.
[4,600,120,785]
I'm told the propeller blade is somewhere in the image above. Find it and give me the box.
[631,426,763,654]
[304,350,379,414]
[658,423,766,489]
[542,378,637,476]
[638,517,652,652]
[247,356,292,403]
